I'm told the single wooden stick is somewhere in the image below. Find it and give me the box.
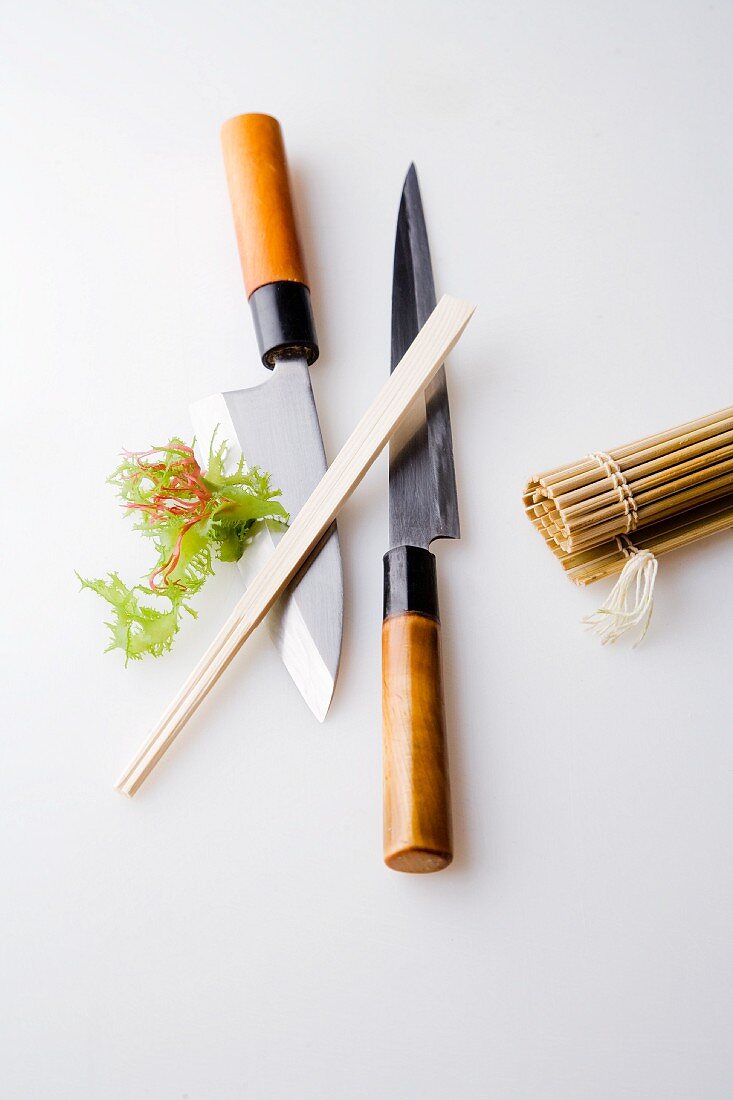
[116,295,475,797]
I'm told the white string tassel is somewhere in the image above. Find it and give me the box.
[582,547,658,645]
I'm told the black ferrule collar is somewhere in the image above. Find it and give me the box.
[249,281,318,368]
[383,545,439,620]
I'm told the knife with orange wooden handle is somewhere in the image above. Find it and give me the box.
[191,114,343,724]
[382,166,461,873]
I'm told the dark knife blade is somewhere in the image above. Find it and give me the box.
[382,164,460,874]
[389,163,460,549]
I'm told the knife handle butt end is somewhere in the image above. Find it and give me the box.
[381,564,453,873]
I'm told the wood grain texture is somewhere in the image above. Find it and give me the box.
[382,612,452,872]
[116,295,474,796]
[221,113,308,296]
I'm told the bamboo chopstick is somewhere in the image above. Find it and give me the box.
[116,294,475,797]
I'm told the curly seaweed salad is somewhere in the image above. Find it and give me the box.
[78,435,287,662]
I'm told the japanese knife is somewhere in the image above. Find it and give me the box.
[190,114,343,721]
[382,165,460,873]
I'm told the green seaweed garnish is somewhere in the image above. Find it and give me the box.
[79,434,287,662]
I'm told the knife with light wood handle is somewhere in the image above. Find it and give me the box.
[382,165,461,873]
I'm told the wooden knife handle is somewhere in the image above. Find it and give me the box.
[382,547,452,872]
[221,113,308,296]
[221,114,318,367]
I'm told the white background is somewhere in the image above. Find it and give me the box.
[3,1,733,1096]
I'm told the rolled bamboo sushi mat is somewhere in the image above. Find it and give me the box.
[524,406,733,586]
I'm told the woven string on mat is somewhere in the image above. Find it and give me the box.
[581,454,657,643]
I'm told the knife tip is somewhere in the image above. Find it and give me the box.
[298,668,336,723]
